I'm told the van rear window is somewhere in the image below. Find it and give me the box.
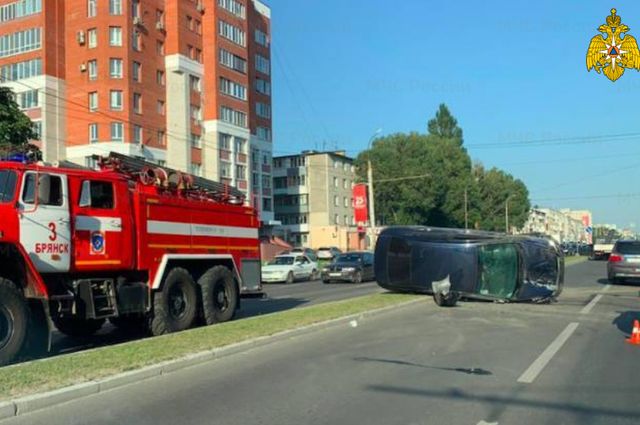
[0,170,17,203]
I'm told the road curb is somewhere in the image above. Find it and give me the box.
[1,297,424,420]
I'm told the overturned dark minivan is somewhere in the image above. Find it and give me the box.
[374,227,564,306]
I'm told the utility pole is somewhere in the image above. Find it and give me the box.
[368,159,376,230]
[464,187,468,229]
[505,196,510,234]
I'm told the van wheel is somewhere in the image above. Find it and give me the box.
[433,292,459,307]
[151,268,198,336]
[199,266,238,325]
[53,317,105,337]
[0,278,29,365]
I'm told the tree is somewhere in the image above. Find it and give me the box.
[0,87,38,156]
[427,103,463,145]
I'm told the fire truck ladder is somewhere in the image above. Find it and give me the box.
[97,152,246,204]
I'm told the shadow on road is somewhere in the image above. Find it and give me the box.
[354,356,492,376]
[612,311,640,336]
[366,384,640,420]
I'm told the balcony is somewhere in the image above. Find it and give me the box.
[262,187,272,197]
[236,153,247,163]
[262,164,271,173]
[219,150,231,160]
[237,180,248,190]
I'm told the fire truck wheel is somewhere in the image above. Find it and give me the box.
[53,317,105,337]
[151,267,198,335]
[0,278,29,365]
[199,266,238,325]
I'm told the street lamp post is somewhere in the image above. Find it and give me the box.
[367,129,382,246]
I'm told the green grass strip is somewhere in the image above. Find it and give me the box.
[0,292,418,400]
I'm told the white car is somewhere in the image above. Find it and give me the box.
[262,254,319,284]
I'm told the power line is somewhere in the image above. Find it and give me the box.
[531,193,640,201]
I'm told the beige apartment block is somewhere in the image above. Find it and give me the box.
[273,150,359,249]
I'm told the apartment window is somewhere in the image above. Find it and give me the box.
[132,31,141,51]
[157,100,165,115]
[133,125,143,144]
[190,105,201,123]
[220,77,247,100]
[32,121,42,139]
[262,175,271,189]
[219,133,231,150]
[156,40,165,55]
[1,0,42,23]
[156,9,164,26]
[88,92,98,111]
[190,133,202,148]
[234,137,246,153]
[89,123,98,143]
[109,27,122,46]
[343,179,348,189]
[187,15,194,31]
[255,78,271,96]
[132,61,141,82]
[156,70,165,85]
[190,163,202,177]
[195,48,202,63]
[131,0,140,18]
[235,165,246,180]
[87,0,97,17]
[219,48,246,73]
[218,0,245,18]
[187,45,194,60]
[109,0,122,15]
[333,177,338,187]
[195,20,202,35]
[110,122,124,141]
[88,60,97,80]
[157,160,166,166]
[109,58,123,78]
[189,75,201,92]
[343,162,349,172]
[156,130,165,146]
[220,106,247,128]
[256,126,271,141]
[0,28,42,58]
[0,58,42,82]
[218,20,245,46]
[256,102,271,119]
[334,195,339,207]
[343,197,349,208]
[255,54,270,75]
[255,29,268,47]
[220,163,231,179]
[87,28,97,48]
[133,93,142,114]
[109,90,123,110]
[18,89,38,109]
[334,214,340,225]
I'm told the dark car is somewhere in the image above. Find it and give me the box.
[374,226,564,306]
[607,240,640,284]
[321,251,375,283]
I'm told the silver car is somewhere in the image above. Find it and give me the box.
[607,240,640,284]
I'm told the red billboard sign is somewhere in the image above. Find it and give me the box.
[353,184,368,223]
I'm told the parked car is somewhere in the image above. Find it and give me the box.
[322,251,375,283]
[261,254,319,284]
[374,226,564,306]
[607,240,640,284]
[283,247,319,262]
[317,246,342,260]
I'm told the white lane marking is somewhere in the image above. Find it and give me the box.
[517,322,579,384]
[477,421,498,425]
[602,284,611,292]
[580,294,603,315]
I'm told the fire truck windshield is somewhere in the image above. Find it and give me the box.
[0,170,17,203]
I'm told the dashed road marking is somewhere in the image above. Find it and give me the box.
[580,294,603,315]
[517,322,579,384]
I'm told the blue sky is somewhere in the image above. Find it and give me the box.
[268,0,640,229]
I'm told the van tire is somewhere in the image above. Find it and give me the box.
[151,268,198,336]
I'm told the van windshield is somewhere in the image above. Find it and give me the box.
[0,170,17,203]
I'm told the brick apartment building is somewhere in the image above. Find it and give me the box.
[0,0,274,220]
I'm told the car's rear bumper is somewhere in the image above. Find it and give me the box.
[321,271,356,282]
[608,263,640,278]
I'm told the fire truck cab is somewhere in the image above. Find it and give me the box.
[0,154,262,365]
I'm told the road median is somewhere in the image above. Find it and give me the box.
[0,292,420,408]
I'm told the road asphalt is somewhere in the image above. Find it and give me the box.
[5,260,639,425]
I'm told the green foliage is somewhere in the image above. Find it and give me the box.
[0,87,38,155]
[427,103,463,145]
[356,104,530,231]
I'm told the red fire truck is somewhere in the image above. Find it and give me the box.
[0,152,262,365]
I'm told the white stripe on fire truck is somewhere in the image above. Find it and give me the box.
[146,220,259,239]
[75,216,122,232]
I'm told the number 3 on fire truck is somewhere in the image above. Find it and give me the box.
[48,222,57,241]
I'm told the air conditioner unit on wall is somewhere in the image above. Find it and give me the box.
[156,21,165,31]
[79,63,87,72]
[196,2,205,13]
[77,31,86,45]
[133,16,143,26]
